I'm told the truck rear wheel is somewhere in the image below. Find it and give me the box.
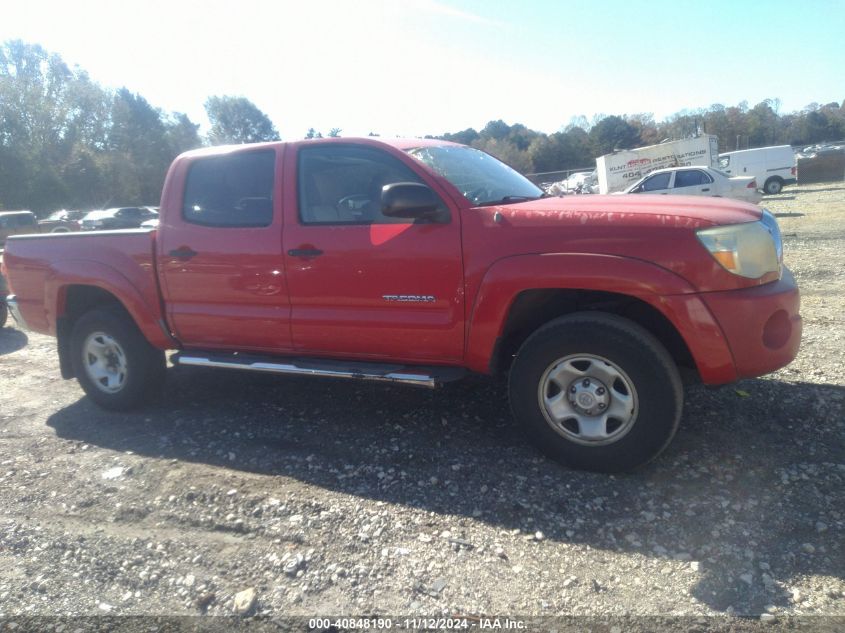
[508,312,683,472]
[70,307,165,410]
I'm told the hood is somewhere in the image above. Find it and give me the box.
[488,194,761,229]
[460,193,767,294]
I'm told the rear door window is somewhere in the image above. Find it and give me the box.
[183,150,275,227]
[674,170,712,188]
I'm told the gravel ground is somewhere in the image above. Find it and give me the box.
[0,184,843,630]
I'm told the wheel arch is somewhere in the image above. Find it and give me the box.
[53,276,172,379]
[465,253,736,384]
[492,288,695,378]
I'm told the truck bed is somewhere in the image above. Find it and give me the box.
[2,229,164,341]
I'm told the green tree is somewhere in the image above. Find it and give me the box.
[626,113,661,146]
[472,137,533,173]
[528,133,578,172]
[506,123,540,151]
[0,40,111,211]
[589,115,640,156]
[205,96,280,145]
[441,127,479,145]
[745,100,780,147]
[165,113,202,156]
[481,119,511,141]
[61,147,108,209]
[108,88,172,203]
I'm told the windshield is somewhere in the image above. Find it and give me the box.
[406,145,543,206]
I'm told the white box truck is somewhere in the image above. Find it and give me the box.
[596,135,720,194]
[718,145,797,195]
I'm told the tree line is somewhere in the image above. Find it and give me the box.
[439,100,845,176]
[0,40,280,214]
[2,39,843,214]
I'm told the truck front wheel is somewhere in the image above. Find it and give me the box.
[70,307,165,410]
[508,313,683,472]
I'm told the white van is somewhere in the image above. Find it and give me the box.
[718,145,796,195]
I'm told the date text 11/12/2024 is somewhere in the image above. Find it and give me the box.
[308,617,526,630]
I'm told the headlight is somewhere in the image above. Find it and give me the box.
[696,209,782,279]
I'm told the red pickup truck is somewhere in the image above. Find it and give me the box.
[2,138,801,472]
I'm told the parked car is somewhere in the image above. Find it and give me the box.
[563,171,596,191]
[140,218,159,229]
[38,209,86,233]
[801,144,844,157]
[2,137,800,473]
[719,145,797,195]
[0,210,38,247]
[544,171,598,196]
[81,207,158,231]
[621,166,762,204]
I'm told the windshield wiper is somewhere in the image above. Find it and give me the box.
[477,194,548,207]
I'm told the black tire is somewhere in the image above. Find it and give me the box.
[70,307,165,410]
[0,302,7,329]
[763,177,783,195]
[508,312,683,473]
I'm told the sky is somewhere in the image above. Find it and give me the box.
[2,0,843,139]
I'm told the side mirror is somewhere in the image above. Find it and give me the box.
[381,183,440,219]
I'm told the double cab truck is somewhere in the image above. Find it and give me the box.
[2,138,802,472]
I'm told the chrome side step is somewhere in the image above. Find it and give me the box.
[172,351,466,388]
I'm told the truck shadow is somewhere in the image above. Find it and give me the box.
[0,326,28,355]
[46,370,844,614]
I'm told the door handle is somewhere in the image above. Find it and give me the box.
[287,248,324,258]
[169,247,198,260]
[702,188,710,192]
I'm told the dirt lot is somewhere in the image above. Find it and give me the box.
[1,184,843,629]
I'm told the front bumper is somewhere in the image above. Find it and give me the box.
[5,295,29,331]
[699,266,801,381]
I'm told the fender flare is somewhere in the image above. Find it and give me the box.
[464,253,736,382]
[44,259,173,349]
